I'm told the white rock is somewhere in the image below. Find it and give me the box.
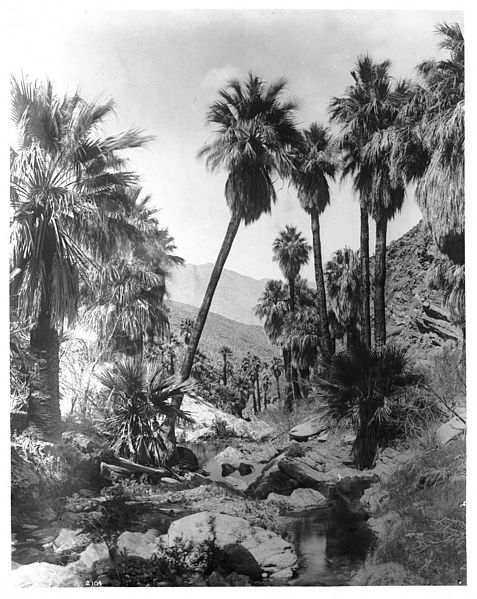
[166,511,297,579]
[11,562,84,587]
[289,415,327,441]
[53,528,89,552]
[266,488,327,510]
[78,542,109,569]
[436,408,466,445]
[161,477,180,484]
[214,447,244,464]
[117,529,159,559]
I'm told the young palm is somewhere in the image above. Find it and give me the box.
[219,345,233,386]
[179,73,299,391]
[324,248,361,351]
[10,77,151,440]
[292,123,337,361]
[180,318,195,345]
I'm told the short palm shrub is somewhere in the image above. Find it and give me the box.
[316,341,411,469]
[97,356,193,467]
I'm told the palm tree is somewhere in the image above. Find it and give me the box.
[219,345,233,386]
[272,226,311,312]
[391,23,464,265]
[178,73,299,401]
[272,226,311,408]
[180,318,195,345]
[292,123,337,361]
[10,76,151,441]
[330,56,408,348]
[262,370,271,409]
[270,357,283,404]
[324,248,361,351]
[329,56,390,347]
[97,356,193,467]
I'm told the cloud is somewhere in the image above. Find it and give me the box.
[198,64,246,92]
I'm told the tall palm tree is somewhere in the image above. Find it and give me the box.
[10,76,151,441]
[390,23,464,265]
[219,345,232,386]
[330,56,407,348]
[272,226,311,408]
[329,56,390,348]
[292,123,337,361]
[324,248,361,351]
[179,73,299,395]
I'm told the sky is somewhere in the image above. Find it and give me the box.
[7,7,464,281]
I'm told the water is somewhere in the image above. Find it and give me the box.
[190,441,374,586]
[13,442,373,585]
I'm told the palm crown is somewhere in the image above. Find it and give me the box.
[198,73,300,225]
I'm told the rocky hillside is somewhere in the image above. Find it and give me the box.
[167,263,268,326]
[384,220,462,362]
[168,300,279,362]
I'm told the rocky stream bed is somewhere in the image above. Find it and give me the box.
[13,395,460,588]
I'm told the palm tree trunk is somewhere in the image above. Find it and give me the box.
[26,304,62,441]
[360,202,372,348]
[164,213,241,451]
[255,376,262,412]
[374,216,387,349]
[310,209,332,361]
[223,356,227,386]
[275,376,281,402]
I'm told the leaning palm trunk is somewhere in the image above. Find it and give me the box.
[164,213,241,450]
[360,203,372,348]
[310,208,332,360]
[374,216,387,349]
[26,305,62,441]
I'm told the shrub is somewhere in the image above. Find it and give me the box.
[316,342,409,469]
[97,356,193,467]
[367,438,466,585]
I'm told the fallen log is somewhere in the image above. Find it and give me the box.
[100,458,182,481]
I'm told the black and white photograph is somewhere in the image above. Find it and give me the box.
[7,2,467,590]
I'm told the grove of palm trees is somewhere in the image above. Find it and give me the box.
[10,12,465,590]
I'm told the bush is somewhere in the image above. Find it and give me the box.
[366,438,466,585]
[316,342,410,468]
[97,356,193,466]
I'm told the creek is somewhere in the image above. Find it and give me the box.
[12,441,374,586]
[190,441,374,586]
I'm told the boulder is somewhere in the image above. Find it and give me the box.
[266,488,327,510]
[161,477,180,484]
[367,511,402,543]
[53,528,89,553]
[180,395,275,442]
[78,542,110,569]
[11,562,84,587]
[214,447,244,465]
[117,529,160,559]
[436,408,466,446]
[238,463,253,476]
[221,463,236,477]
[221,543,262,580]
[166,511,297,579]
[289,415,327,441]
